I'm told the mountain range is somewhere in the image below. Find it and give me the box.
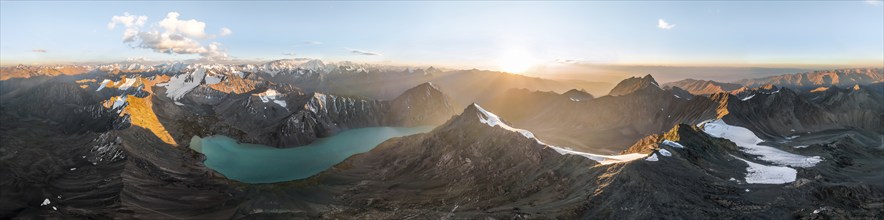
[1,60,882,219]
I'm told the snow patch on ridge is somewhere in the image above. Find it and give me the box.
[96,79,111,91]
[471,103,650,165]
[662,140,685,148]
[118,77,136,91]
[111,96,127,110]
[733,155,797,184]
[645,153,659,161]
[161,68,207,101]
[700,119,822,168]
[256,89,287,108]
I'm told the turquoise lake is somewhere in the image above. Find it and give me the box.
[190,126,434,184]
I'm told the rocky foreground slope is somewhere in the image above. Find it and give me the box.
[232,104,883,219]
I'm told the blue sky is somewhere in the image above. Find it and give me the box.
[1,1,882,70]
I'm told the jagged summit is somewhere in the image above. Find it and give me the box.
[607,74,662,96]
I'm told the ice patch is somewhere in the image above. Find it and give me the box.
[41,198,51,206]
[662,140,685,148]
[118,77,136,91]
[163,68,207,101]
[255,89,287,108]
[96,79,111,91]
[700,119,822,168]
[111,96,127,110]
[645,153,659,161]
[741,94,756,101]
[733,155,797,184]
[658,149,672,157]
[204,74,223,85]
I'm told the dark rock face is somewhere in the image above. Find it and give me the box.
[276,92,390,146]
[668,86,695,100]
[607,74,662,96]
[384,82,457,127]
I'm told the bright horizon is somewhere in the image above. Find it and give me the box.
[1,1,883,71]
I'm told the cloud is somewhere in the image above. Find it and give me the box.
[107,12,147,30]
[219,27,232,36]
[109,12,231,60]
[282,52,296,56]
[555,59,581,64]
[657,19,675,30]
[349,48,382,56]
[302,41,322,45]
[866,0,883,6]
[31,49,48,53]
[126,57,150,62]
[158,12,207,38]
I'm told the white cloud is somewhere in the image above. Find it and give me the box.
[32,49,47,53]
[107,12,147,30]
[219,27,232,36]
[282,52,296,56]
[866,0,883,6]
[302,41,322,45]
[349,48,382,56]
[126,57,150,62]
[158,12,207,39]
[109,12,231,60]
[658,19,675,30]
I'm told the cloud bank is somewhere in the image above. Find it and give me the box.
[108,12,231,60]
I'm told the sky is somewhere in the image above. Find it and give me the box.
[1,1,883,71]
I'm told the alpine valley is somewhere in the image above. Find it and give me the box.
[1,60,882,219]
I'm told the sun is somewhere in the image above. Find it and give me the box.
[497,50,536,73]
